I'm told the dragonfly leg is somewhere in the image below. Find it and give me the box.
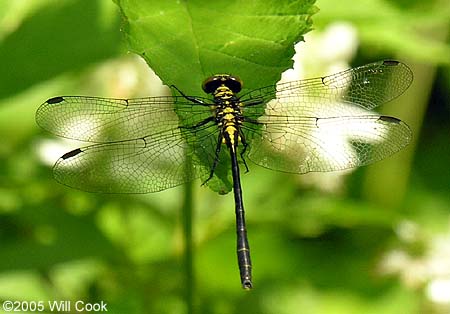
[240,142,250,173]
[171,85,209,105]
[239,129,250,173]
[201,131,223,186]
[180,116,214,131]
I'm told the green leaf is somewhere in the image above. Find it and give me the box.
[116,0,317,94]
[114,0,317,192]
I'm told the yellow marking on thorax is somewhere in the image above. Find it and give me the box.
[214,86,234,99]
[214,84,241,152]
[223,113,235,121]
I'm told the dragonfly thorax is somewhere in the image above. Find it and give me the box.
[214,96,243,150]
[205,75,244,133]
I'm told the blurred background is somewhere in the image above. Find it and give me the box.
[0,0,449,313]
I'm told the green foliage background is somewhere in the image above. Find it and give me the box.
[0,0,449,313]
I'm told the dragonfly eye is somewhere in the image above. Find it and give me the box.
[202,75,243,94]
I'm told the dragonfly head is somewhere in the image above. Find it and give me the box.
[202,74,243,95]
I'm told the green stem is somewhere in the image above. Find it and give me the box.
[182,159,194,314]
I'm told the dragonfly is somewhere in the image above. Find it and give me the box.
[36,60,413,289]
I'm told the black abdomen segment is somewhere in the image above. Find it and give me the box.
[225,131,253,289]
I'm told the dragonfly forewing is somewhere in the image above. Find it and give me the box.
[36,95,212,143]
[240,60,413,111]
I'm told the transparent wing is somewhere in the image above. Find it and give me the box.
[52,128,216,193]
[244,115,411,173]
[37,94,230,193]
[241,60,413,111]
[240,60,412,173]
[36,95,212,143]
